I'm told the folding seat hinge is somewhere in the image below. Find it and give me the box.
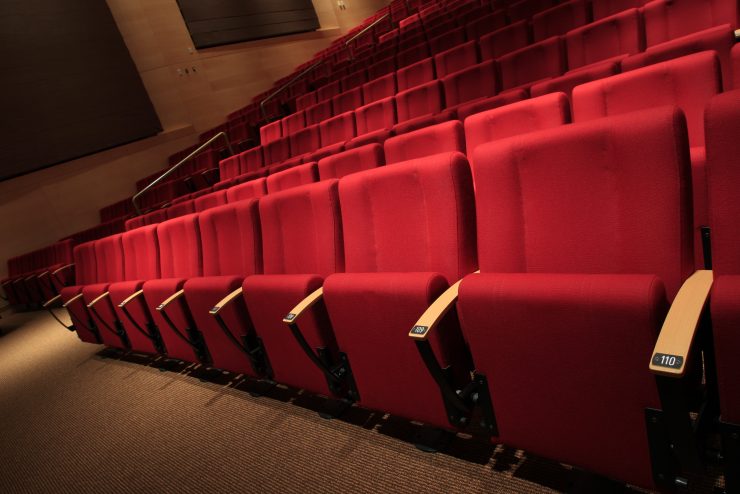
[241,333,272,378]
[470,373,497,435]
[700,226,712,270]
[186,327,211,364]
[114,320,131,349]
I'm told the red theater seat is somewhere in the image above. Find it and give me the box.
[592,0,647,20]
[259,120,282,146]
[362,73,397,104]
[367,56,396,80]
[225,177,267,203]
[353,96,397,137]
[289,125,321,158]
[530,60,620,98]
[396,58,436,92]
[305,100,333,126]
[317,143,384,180]
[533,0,591,41]
[397,42,431,68]
[266,162,319,194]
[317,80,341,102]
[466,10,508,40]
[319,111,356,148]
[240,146,263,174]
[262,137,291,166]
[479,21,531,61]
[455,89,530,122]
[507,0,559,22]
[296,91,317,111]
[497,36,567,91]
[395,79,445,123]
[281,111,307,137]
[434,40,479,77]
[384,120,465,164]
[428,27,467,54]
[194,190,227,212]
[218,155,241,181]
[332,88,364,115]
[642,0,738,47]
[166,200,195,220]
[564,8,644,70]
[442,60,499,111]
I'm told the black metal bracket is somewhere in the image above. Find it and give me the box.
[119,302,166,354]
[211,311,270,377]
[700,226,712,270]
[470,373,498,436]
[287,322,358,401]
[159,303,209,363]
[721,420,740,494]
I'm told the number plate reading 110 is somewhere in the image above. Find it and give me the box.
[653,353,684,370]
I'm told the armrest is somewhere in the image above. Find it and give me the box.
[87,291,110,309]
[62,293,85,308]
[283,287,323,324]
[43,294,62,308]
[209,287,243,315]
[24,274,37,282]
[156,289,185,312]
[649,270,713,377]
[118,289,144,309]
[409,271,479,341]
[52,264,74,276]
[37,271,49,279]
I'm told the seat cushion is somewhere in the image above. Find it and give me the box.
[143,278,200,363]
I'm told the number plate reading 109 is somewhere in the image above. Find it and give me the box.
[653,353,684,370]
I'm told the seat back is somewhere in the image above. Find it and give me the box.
[318,143,385,180]
[240,146,263,174]
[434,40,479,77]
[199,201,262,277]
[508,0,559,22]
[395,80,444,122]
[319,111,356,146]
[384,120,466,164]
[479,20,531,61]
[332,88,363,115]
[289,125,321,157]
[259,180,344,276]
[226,177,267,203]
[166,199,195,220]
[219,155,240,181]
[94,234,125,284]
[266,162,319,194]
[442,60,499,108]
[643,0,738,47]
[498,36,566,90]
[259,120,282,146]
[281,111,307,137]
[122,224,160,281]
[362,73,397,103]
[355,97,397,134]
[194,190,228,212]
[262,137,291,166]
[305,100,333,126]
[592,0,647,20]
[533,0,591,41]
[73,242,98,285]
[565,8,644,70]
[157,214,203,279]
[397,57,436,92]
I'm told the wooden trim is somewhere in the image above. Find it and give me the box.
[156,289,185,312]
[409,271,479,341]
[649,270,713,377]
[62,293,85,308]
[283,287,323,324]
[43,294,62,308]
[52,264,74,276]
[87,291,110,308]
[37,271,49,279]
[118,289,144,308]
[209,287,243,315]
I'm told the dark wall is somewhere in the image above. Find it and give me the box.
[0,0,162,182]
[177,0,320,49]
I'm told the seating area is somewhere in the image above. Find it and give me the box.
[4,0,740,491]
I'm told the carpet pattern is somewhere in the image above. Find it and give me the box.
[0,311,721,493]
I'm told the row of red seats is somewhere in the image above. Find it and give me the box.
[1,240,74,307]
[52,96,740,491]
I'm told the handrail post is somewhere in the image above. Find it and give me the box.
[132,132,233,216]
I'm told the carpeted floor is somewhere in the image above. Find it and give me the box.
[0,311,719,493]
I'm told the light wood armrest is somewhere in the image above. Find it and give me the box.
[650,270,713,377]
[283,287,323,324]
[156,289,185,312]
[24,274,37,282]
[62,293,85,308]
[52,264,74,276]
[43,294,62,308]
[37,271,49,279]
[209,287,243,315]
[118,290,144,308]
[87,291,110,308]
[409,271,479,341]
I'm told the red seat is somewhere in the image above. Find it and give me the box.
[340,70,367,91]
[508,0,559,21]
[317,143,385,180]
[367,56,396,80]
[319,111,356,147]
[317,80,341,102]
[573,51,722,268]
[362,73,397,104]
[498,36,567,91]
[194,190,227,212]
[396,58,436,92]
[323,152,476,429]
[266,162,319,194]
[296,91,317,111]
[218,155,241,181]
[384,120,465,164]
[259,120,282,146]
[289,125,321,158]
[332,88,363,115]
[466,10,508,40]
[434,40,479,77]
[353,96,397,137]
[564,8,644,70]
[455,89,530,122]
[59,243,98,343]
[240,146,263,174]
[428,27,467,54]
[281,111,307,137]
[735,42,740,88]
[464,92,571,167]
[262,137,291,166]
[166,199,195,220]
[533,0,591,41]
[479,20,531,61]
[642,0,737,47]
[530,60,620,98]
[706,91,740,491]
[395,80,445,123]
[458,108,694,490]
[592,0,647,20]
[442,60,499,110]
[225,177,267,203]
[305,100,333,126]
[397,42,431,68]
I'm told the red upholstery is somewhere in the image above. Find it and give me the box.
[362,73,397,104]
[317,80,341,102]
[434,41,479,78]
[340,71,367,91]
[530,60,620,98]
[259,120,282,146]
[565,9,644,70]
[465,92,571,166]
[396,80,444,122]
[194,190,227,212]
[592,0,647,20]
[533,0,590,41]
[305,100,333,126]
[296,91,317,111]
[319,111,356,146]
[82,235,126,348]
[262,137,291,166]
[397,42,430,68]
[458,108,694,489]
[706,90,740,424]
[367,56,396,80]
[323,152,476,429]
[479,21,531,61]
[354,96,397,135]
[442,60,499,109]
[345,129,394,150]
[240,146,263,174]
[396,57,436,91]
[332,88,363,115]
[734,42,740,88]
[466,10,508,40]
[266,162,319,194]
[455,88,529,122]
[184,200,263,376]
[281,111,307,137]
[318,143,385,180]
[507,0,559,22]
[166,200,195,220]
[289,125,321,157]
[384,120,465,164]
[225,177,267,203]
[498,36,566,90]
[219,155,240,181]
[428,27,467,54]
[642,0,737,47]
[243,180,344,395]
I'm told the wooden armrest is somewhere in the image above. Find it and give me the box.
[24,274,37,282]
[650,270,713,377]
[62,293,85,308]
[43,294,62,308]
[209,287,243,315]
[118,290,144,308]
[283,287,323,324]
[52,264,74,276]
[735,28,740,40]
[87,291,110,308]
[409,271,479,341]
[156,289,185,312]
[37,271,49,279]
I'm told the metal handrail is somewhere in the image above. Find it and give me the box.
[344,13,390,59]
[132,132,233,215]
[259,59,325,120]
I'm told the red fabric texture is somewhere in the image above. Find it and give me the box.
[395,80,444,122]
[194,190,227,212]
[259,120,282,146]
[240,146,263,173]
[642,0,738,47]
[428,26,467,54]
[94,234,125,283]
[61,285,98,344]
[305,100,333,126]
[442,60,498,108]
[565,8,644,70]
[262,137,291,166]
[156,214,202,279]
[498,36,566,90]
[289,125,321,157]
[345,129,394,149]
[471,107,693,300]
[457,273,666,489]
[225,178,267,203]
[533,0,590,42]
[166,200,195,220]
[296,91,317,111]
[109,280,157,354]
[354,96,397,135]
[122,224,159,281]
[434,40,479,77]
[592,0,647,20]
[318,143,384,180]
[384,120,465,164]
[199,200,262,277]
[266,162,318,194]
[319,111,356,146]
[454,89,529,122]
[397,57,436,92]
[710,275,740,423]
[479,20,531,61]
[73,241,98,286]
[83,282,126,348]
[466,10,508,40]
[507,0,558,22]
[219,155,240,180]
[530,60,620,98]
[143,278,198,362]
[362,73,397,104]
[332,88,363,115]
[317,80,341,102]
[281,111,306,137]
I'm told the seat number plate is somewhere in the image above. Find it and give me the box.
[652,353,683,370]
